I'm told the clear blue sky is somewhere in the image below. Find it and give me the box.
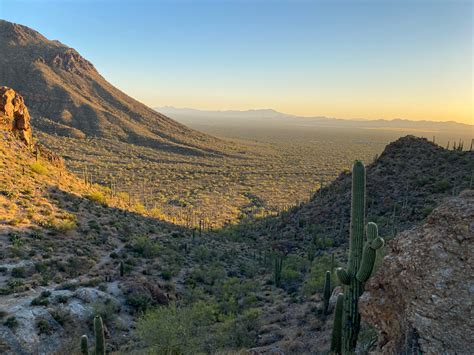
[1,0,472,123]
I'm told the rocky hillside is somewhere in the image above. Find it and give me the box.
[0,88,296,355]
[258,136,473,247]
[0,20,229,156]
[360,190,473,354]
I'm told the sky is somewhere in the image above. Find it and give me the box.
[1,0,473,124]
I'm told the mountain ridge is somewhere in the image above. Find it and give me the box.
[0,20,228,157]
[157,106,472,133]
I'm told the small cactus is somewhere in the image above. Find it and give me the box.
[119,261,124,277]
[80,334,89,355]
[94,315,105,355]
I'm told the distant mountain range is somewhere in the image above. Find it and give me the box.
[156,106,472,135]
[0,20,225,156]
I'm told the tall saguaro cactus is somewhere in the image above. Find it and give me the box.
[334,161,384,353]
[94,315,105,355]
[274,252,284,287]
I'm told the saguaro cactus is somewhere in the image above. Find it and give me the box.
[274,253,284,287]
[335,161,384,352]
[94,315,105,355]
[330,293,344,354]
[80,334,89,355]
[323,270,331,314]
[119,261,124,277]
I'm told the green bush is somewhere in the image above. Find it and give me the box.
[136,301,218,354]
[92,299,120,323]
[30,162,47,175]
[85,191,107,205]
[130,235,161,258]
[125,293,153,313]
[36,318,53,334]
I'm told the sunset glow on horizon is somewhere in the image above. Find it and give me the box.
[1,0,472,125]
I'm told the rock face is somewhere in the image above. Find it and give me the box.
[359,190,474,354]
[0,86,32,146]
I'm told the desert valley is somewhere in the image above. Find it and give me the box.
[0,2,473,354]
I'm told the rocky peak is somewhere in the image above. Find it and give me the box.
[0,19,47,45]
[50,47,96,73]
[359,190,474,353]
[0,86,32,146]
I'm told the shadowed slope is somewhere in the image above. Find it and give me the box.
[250,136,473,246]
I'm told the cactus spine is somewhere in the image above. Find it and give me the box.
[323,270,331,314]
[81,334,89,355]
[334,161,384,352]
[330,293,344,354]
[94,315,105,355]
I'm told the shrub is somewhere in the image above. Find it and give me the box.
[36,318,53,334]
[50,308,71,326]
[11,267,27,278]
[85,191,107,205]
[30,162,47,175]
[125,293,153,313]
[92,299,120,324]
[49,218,77,233]
[4,316,18,329]
[130,235,161,258]
[136,301,218,353]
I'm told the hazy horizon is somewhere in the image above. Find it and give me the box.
[1,0,473,124]
[156,105,474,125]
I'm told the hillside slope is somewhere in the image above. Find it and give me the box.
[253,136,473,247]
[0,20,227,156]
[0,88,265,354]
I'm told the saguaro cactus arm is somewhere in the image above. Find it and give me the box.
[336,267,351,285]
[356,223,384,282]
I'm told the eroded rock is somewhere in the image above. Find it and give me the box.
[0,86,32,146]
[359,190,474,354]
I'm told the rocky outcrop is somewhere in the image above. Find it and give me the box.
[0,86,64,167]
[359,190,474,354]
[0,86,32,146]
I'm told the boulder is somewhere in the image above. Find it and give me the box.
[359,190,474,354]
